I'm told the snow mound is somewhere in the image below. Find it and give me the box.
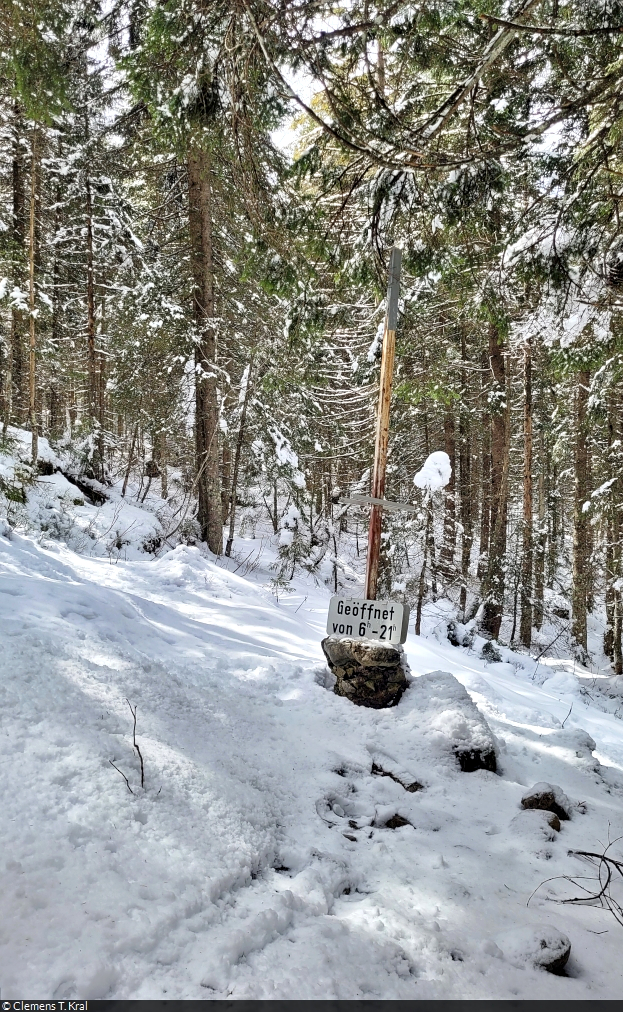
[1,426,165,559]
[407,670,497,772]
[510,808,560,846]
[498,925,571,974]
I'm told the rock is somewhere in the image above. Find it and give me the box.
[382,814,412,829]
[546,728,598,774]
[521,782,571,821]
[510,808,560,843]
[481,640,502,663]
[321,636,409,708]
[447,620,473,648]
[371,762,423,792]
[409,670,497,773]
[498,925,571,974]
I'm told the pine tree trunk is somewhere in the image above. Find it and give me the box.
[571,369,590,654]
[604,399,617,658]
[415,509,432,635]
[441,407,456,578]
[459,329,473,616]
[85,169,101,478]
[6,107,26,433]
[534,458,546,632]
[160,430,168,500]
[519,337,533,647]
[28,128,38,463]
[605,515,615,660]
[481,325,509,639]
[188,147,222,554]
[225,361,253,558]
[613,499,622,674]
[612,401,623,674]
[477,349,491,580]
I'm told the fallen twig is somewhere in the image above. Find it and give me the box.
[109,758,134,795]
[126,698,145,789]
[528,842,623,926]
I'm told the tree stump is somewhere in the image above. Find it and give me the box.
[321,636,409,708]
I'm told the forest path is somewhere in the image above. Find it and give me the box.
[1,531,623,999]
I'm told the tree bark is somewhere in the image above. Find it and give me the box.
[188,147,222,554]
[534,448,546,631]
[604,399,616,659]
[571,369,590,653]
[477,349,491,580]
[415,508,432,635]
[28,128,38,463]
[441,406,456,578]
[5,109,26,434]
[459,328,473,617]
[86,172,96,422]
[519,336,533,647]
[480,324,509,639]
[612,401,623,674]
[225,360,253,557]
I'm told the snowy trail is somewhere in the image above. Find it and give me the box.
[2,531,623,998]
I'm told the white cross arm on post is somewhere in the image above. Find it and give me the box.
[338,494,419,514]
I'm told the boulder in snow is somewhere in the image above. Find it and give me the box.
[409,670,497,773]
[521,782,571,821]
[447,620,473,648]
[498,925,571,974]
[481,640,502,663]
[321,636,409,708]
[510,808,561,841]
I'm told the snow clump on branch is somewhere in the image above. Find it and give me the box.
[413,451,452,494]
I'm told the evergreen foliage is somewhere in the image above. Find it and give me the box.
[2,0,623,666]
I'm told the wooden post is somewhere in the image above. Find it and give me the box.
[365,247,401,600]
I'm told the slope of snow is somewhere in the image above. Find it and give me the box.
[2,525,623,999]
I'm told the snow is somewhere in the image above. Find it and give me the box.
[413,451,452,492]
[2,456,623,997]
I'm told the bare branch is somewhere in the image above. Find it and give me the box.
[109,759,134,795]
[126,699,145,789]
[480,15,623,38]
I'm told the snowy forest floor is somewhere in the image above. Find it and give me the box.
[2,448,623,997]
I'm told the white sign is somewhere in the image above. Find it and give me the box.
[326,596,409,645]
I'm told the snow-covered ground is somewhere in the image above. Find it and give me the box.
[2,456,623,998]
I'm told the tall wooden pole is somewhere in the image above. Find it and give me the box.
[365,247,401,600]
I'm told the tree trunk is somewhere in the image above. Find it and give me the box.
[441,407,456,578]
[8,105,26,430]
[415,509,432,635]
[612,401,623,673]
[122,421,139,498]
[28,128,38,463]
[604,400,616,658]
[534,456,546,632]
[225,360,253,557]
[160,430,168,500]
[519,337,533,647]
[477,349,491,580]
[188,147,222,554]
[480,324,509,639]
[459,329,473,617]
[571,369,590,654]
[605,514,615,660]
